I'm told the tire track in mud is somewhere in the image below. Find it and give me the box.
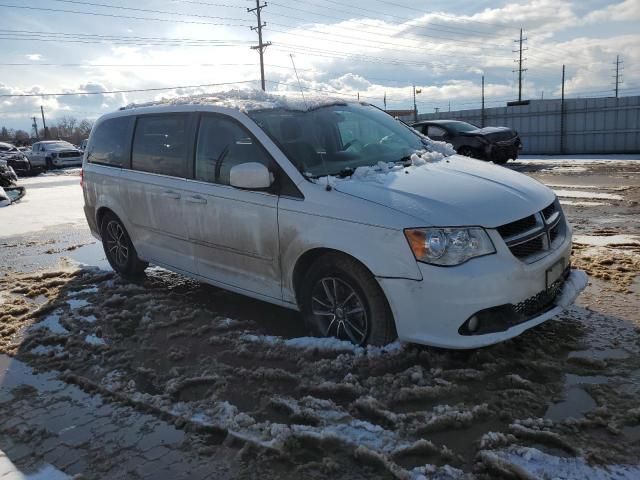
[1,267,640,478]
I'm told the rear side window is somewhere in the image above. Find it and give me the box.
[88,117,133,167]
[132,114,188,177]
[195,115,272,186]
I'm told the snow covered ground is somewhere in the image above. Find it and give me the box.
[0,156,638,478]
[0,170,84,237]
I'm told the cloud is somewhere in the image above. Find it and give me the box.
[26,54,42,61]
[584,0,640,23]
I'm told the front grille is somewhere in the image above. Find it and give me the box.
[487,131,516,143]
[58,151,81,158]
[542,202,557,221]
[509,235,544,258]
[497,215,536,238]
[498,199,565,262]
[514,269,568,319]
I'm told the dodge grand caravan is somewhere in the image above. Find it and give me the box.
[82,92,586,349]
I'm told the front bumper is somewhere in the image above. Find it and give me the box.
[378,230,585,349]
[53,157,83,167]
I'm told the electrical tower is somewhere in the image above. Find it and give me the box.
[248,0,271,91]
[512,28,528,102]
[32,116,39,140]
[613,55,623,98]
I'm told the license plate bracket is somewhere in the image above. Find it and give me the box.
[546,259,565,290]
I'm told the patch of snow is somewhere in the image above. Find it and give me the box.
[240,334,404,357]
[560,200,608,207]
[67,287,98,297]
[124,88,347,113]
[77,314,97,323]
[84,334,105,346]
[553,189,623,201]
[29,345,64,356]
[29,311,69,335]
[0,175,85,236]
[67,299,89,310]
[573,234,640,247]
[556,270,589,308]
[485,446,640,479]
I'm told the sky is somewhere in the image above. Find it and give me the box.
[0,0,639,132]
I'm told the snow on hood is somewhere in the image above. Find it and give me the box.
[330,154,556,228]
[123,88,348,113]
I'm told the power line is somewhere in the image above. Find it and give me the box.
[0,3,250,27]
[50,0,247,21]
[0,80,258,98]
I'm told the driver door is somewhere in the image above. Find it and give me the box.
[184,113,281,300]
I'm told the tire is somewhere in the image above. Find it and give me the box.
[458,146,476,159]
[100,212,148,278]
[300,253,397,346]
[45,157,54,170]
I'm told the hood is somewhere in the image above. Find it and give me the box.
[333,155,555,228]
[462,126,517,142]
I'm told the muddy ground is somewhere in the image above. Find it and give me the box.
[0,157,639,479]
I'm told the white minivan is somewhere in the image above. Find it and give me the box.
[82,92,585,349]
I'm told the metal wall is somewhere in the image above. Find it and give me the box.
[417,95,640,155]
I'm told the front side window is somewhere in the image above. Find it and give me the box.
[132,114,188,177]
[249,104,427,177]
[427,126,447,138]
[88,116,133,167]
[195,115,272,186]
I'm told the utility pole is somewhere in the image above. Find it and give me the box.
[613,55,623,98]
[560,64,565,154]
[513,28,528,102]
[32,116,39,140]
[40,106,49,140]
[248,0,271,91]
[383,92,387,111]
[481,75,485,128]
[412,85,421,121]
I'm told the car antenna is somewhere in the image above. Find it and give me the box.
[290,53,332,191]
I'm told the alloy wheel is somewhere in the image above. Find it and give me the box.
[310,276,369,345]
[105,220,129,268]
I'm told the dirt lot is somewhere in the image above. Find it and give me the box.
[0,156,639,479]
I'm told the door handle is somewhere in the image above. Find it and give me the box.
[161,191,181,200]
[185,195,207,205]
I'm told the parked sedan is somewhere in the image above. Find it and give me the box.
[0,142,32,175]
[412,120,521,164]
[30,140,84,170]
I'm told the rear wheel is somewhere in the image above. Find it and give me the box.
[300,253,397,346]
[100,212,148,278]
[458,146,477,159]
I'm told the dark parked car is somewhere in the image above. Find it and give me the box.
[0,142,32,175]
[412,120,521,164]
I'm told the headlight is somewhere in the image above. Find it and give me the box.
[404,227,496,266]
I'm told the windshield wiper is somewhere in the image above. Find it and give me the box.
[334,167,355,178]
[394,155,413,166]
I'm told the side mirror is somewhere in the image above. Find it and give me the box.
[229,162,274,190]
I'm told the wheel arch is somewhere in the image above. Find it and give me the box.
[291,247,382,306]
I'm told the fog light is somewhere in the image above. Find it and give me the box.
[467,315,480,332]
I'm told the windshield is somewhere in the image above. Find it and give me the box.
[45,142,74,150]
[249,104,427,177]
[444,121,480,133]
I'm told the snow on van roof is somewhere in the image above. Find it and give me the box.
[122,89,351,113]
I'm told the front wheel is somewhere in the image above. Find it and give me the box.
[458,146,477,159]
[100,212,148,278]
[300,253,397,346]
